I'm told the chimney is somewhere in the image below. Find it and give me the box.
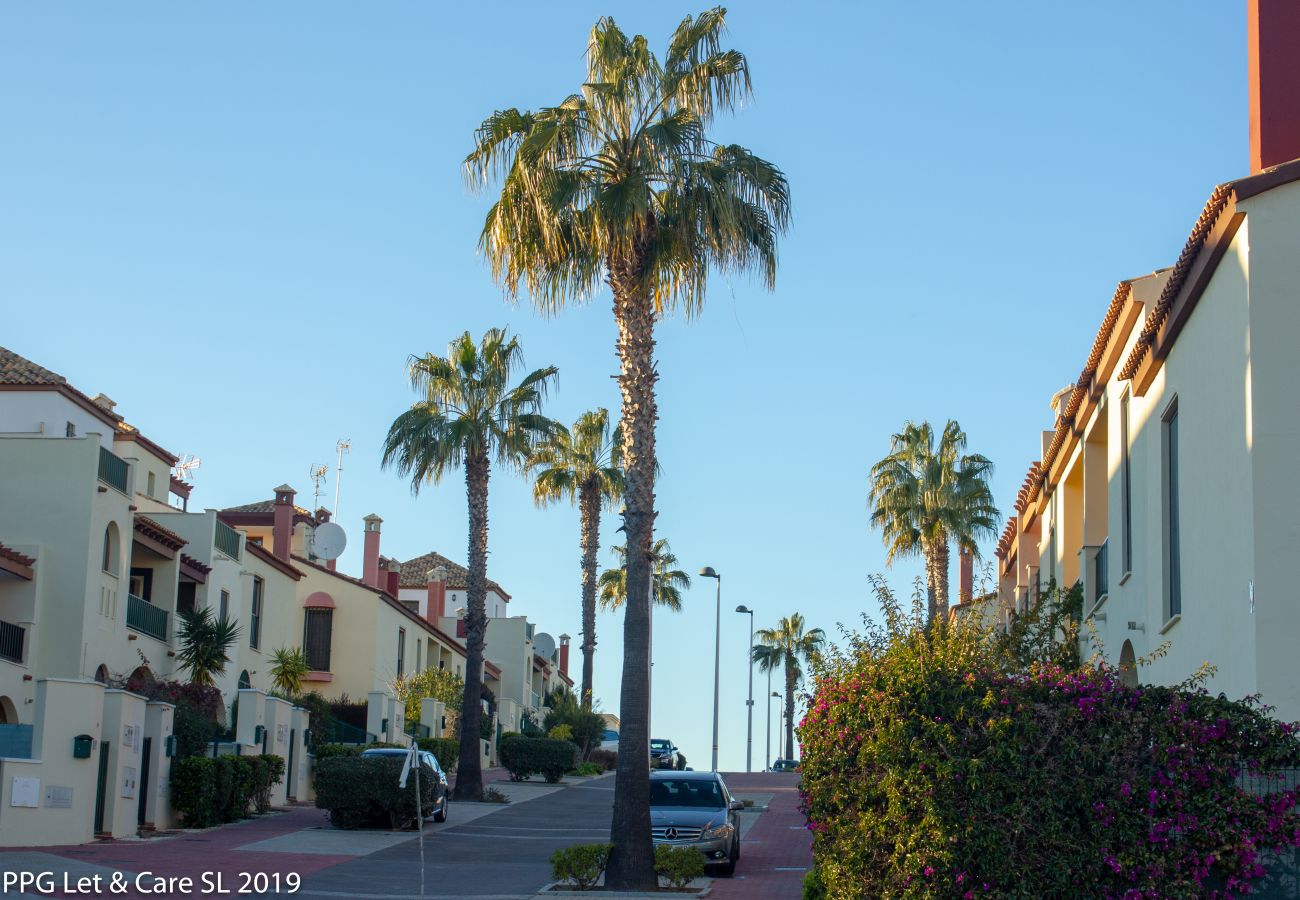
[959,547,974,605]
[426,566,447,625]
[386,560,401,597]
[362,514,382,587]
[91,393,117,414]
[1249,0,1300,173]
[558,633,571,677]
[315,507,331,524]
[272,484,296,562]
[377,556,391,592]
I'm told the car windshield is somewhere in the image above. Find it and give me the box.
[649,778,724,809]
[650,740,671,750]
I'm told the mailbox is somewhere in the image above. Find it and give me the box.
[73,734,94,759]
[254,725,266,744]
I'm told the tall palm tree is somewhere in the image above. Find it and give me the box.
[465,11,789,888]
[751,613,823,761]
[869,420,999,624]
[382,328,558,801]
[175,607,240,687]
[597,540,691,612]
[529,408,625,709]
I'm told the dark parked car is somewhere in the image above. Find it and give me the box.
[649,770,743,877]
[651,738,685,770]
[360,747,449,823]
[771,758,800,773]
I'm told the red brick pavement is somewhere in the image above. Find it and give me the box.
[711,772,810,900]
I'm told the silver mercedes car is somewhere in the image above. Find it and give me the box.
[649,770,743,877]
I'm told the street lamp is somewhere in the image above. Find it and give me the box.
[769,690,780,768]
[735,605,755,773]
[700,566,721,772]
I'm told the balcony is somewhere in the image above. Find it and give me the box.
[127,594,168,642]
[98,447,129,493]
[0,620,24,664]
[214,520,241,560]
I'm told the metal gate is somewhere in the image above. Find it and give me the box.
[136,737,152,829]
[93,741,110,835]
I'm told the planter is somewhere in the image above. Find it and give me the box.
[537,884,709,898]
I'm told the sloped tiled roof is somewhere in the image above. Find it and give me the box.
[0,347,65,385]
[222,499,315,518]
[398,550,511,599]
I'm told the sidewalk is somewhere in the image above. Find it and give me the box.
[711,772,810,900]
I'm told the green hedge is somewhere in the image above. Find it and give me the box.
[311,743,362,759]
[313,755,437,829]
[417,737,459,771]
[499,736,577,783]
[171,754,284,827]
[550,843,611,890]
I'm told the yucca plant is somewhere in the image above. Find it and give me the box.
[269,647,310,697]
[175,607,240,687]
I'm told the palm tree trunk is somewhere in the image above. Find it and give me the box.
[933,537,950,620]
[578,479,600,710]
[784,654,797,760]
[454,451,490,802]
[603,243,658,892]
[922,536,940,624]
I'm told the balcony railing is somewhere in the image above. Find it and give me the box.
[1095,539,1109,603]
[127,594,168,642]
[214,520,241,560]
[0,620,25,664]
[98,447,129,493]
[531,690,541,710]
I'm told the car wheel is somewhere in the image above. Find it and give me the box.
[433,798,448,823]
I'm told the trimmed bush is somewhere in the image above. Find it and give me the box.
[311,743,361,759]
[550,843,612,890]
[171,753,284,826]
[417,737,459,771]
[654,844,705,889]
[569,762,603,777]
[588,748,617,771]
[500,736,577,783]
[314,755,436,830]
[800,587,1300,899]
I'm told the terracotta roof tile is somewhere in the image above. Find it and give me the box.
[222,499,314,518]
[134,515,188,551]
[398,550,512,600]
[0,347,66,385]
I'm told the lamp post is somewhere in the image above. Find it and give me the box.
[735,605,755,773]
[766,681,777,771]
[700,567,721,772]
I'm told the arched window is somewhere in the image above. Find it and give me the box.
[93,665,109,685]
[238,670,252,690]
[1119,640,1139,689]
[102,522,120,575]
[0,696,17,724]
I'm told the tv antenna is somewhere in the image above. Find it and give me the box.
[308,463,328,511]
[173,454,202,483]
[334,439,351,519]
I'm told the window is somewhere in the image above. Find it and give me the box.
[1163,400,1181,619]
[397,628,406,676]
[303,609,333,671]
[416,640,422,673]
[219,590,230,620]
[66,421,76,437]
[1120,391,1132,574]
[178,582,196,616]
[129,568,153,601]
[146,472,156,498]
[102,523,119,575]
[249,577,264,649]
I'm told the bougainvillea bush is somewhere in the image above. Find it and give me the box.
[799,580,1300,899]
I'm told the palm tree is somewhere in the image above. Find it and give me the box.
[269,647,310,697]
[175,607,240,687]
[465,11,789,888]
[868,420,1000,623]
[382,328,558,801]
[751,613,823,761]
[529,408,625,709]
[597,540,691,612]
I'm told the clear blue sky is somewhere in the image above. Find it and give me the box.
[1,2,1245,770]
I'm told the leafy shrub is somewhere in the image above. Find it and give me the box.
[311,743,361,759]
[550,843,611,890]
[547,724,574,741]
[484,786,509,803]
[417,737,459,771]
[569,762,603,777]
[392,668,464,729]
[500,736,577,783]
[799,582,1300,899]
[654,844,704,889]
[588,748,617,771]
[314,755,436,830]
[801,867,826,900]
[171,753,283,826]
[543,689,607,758]
[296,690,335,739]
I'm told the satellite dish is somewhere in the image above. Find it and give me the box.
[533,632,556,660]
[313,522,347,560]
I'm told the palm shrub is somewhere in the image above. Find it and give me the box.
[175,607,240,686]
[799,580,1300,898]
[269,647,310,697]
[466,8,789,887]
[530,408,624,708]
[382,328,557,801]
[868,420,999,622]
